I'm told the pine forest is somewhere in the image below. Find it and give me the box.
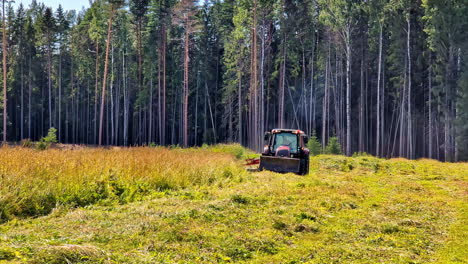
[1,0,468,161]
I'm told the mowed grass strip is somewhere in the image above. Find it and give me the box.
[0,147,467,263]
[0,145,247,223]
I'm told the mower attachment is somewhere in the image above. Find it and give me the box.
[259,156,301,174]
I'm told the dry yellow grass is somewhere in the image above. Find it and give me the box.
[0,145,246,222]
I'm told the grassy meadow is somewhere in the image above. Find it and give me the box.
[0,145,467,263]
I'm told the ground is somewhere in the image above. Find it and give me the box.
[0,145,466,263]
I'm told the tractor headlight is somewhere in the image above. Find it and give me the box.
[263,145,269,154]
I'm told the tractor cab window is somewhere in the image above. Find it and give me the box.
[272,132,298,153]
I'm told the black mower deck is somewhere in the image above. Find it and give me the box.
[259,156,301,174]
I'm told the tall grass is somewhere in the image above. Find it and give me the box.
[0,145,246,222]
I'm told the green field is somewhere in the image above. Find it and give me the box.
[0,145,467,263]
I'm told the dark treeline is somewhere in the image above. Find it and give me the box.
[1,0,468,161]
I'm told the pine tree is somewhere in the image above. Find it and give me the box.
[319,0,360,156]
[98,0,124,146]
[1,0,12,144]
[88,0,106,144]
[222,0,250,145]
[325,136,342,155]
[307,131,322,156]
[172,0,199,147]
[130,0,149,94]
[55,5,70,142]
[39,7,56,129]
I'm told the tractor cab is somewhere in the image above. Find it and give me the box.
[260,129,310,175]
[265,129,302,157]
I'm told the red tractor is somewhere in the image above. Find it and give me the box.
[259,129,310,175]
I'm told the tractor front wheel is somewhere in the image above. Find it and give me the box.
[299,156,310,175]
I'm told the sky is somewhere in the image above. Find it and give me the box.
[13,0,90,11]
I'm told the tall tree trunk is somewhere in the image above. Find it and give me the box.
[302,44,307,132]
[98,7,115,146]
[158,40,162,144]
[228,95,233,142]
[149,70,153,144]
[2,1,6,144]
[20,57,24,140]
[194,71,199,145]
[162,25,166,145]
[114,60,120,145]
[110,43,115,144]
[322,43,330,149]
[260,18,266,147]
[28,54,32,139]
[381,61,385,157]
[47,42,52,129]
[309,36,316,135]
[334,52,341,139]
[70,58,74,143]
[455,48,461,161]
[58,49,62,141]
[238,67,242,144]
[250,0,258,150]
[137,20,143,96]
[428,61,433,159]
[444,44,454,162]
[345,25,351,156]
[376,24,382,156]
[400,60,407,157]
[182,17,189,147]
[95,43,99,144]
[359,52,364,152]
[278,37,286,128]
[406,16,413,159]
[123,49,129,146]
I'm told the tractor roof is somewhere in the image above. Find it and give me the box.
[271,128,306,135]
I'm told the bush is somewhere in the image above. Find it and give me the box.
[325,137,342,155]
[43,127,58,144]
[307,131,322,156]
[36,141,49,150]
[36,128,58,150]
[21,138,33,148]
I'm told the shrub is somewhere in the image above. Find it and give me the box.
[36,127,58,150]
[21,138,33,148]
[307,131,322,156]
[36,141,49,151]
[324,137,342,155]
[43,127,58,144]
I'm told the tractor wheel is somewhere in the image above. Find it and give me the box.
[299,156,310,175]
